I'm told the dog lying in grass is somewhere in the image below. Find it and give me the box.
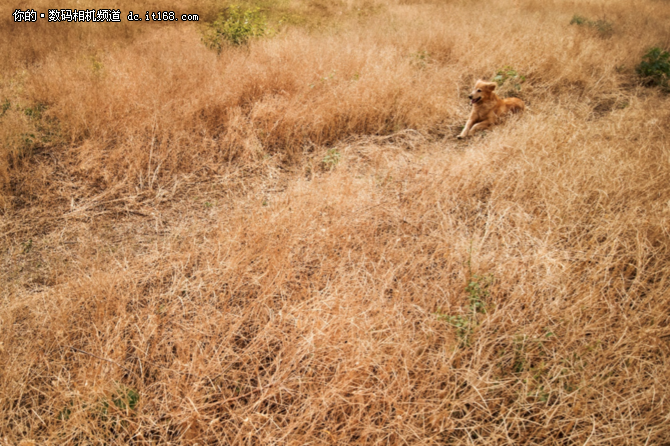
[457,80,525,139]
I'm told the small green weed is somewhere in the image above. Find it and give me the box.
[5,102,61,165]
[636,47,670,91]
[492,66,526,93]
[58,402,73,421]
[493,66,525,87]
[57,385,138,426]
[322,148,341,170]
[570,14,613,37]
[90,55,104,76]
[466,273,493,314]
[99,384,140,426]
[203,6,267,50]
[532,385,550,403]
[112,385,140,413]
[434,274,493,345]
[410,50,431,69]
[512,336,527,373]
[24,103,46,120]
[593,20,613,36]
[21,239,33,254]
[569,14,587,25]
[434,311,472,342]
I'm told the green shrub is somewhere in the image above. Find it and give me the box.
[570,14,613,37]
[322,148,341,170]
[569,14,587,26]
[636,47,670,90]
[492,66,526,91]
[203,6,266,50]
[591,19,613,36]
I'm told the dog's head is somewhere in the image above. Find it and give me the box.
[468,80,496,105]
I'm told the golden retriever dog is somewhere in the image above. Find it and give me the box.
[457,80,525,139]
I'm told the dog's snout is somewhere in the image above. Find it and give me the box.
[468,95,473,99]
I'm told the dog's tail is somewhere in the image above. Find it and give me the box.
[506,98,525,113]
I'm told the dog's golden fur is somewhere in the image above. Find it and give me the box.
[457,80,525,139]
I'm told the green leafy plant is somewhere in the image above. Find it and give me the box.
[322,148,341,170]
[531,385,550,403]
[112,385,140,413]
[99,384,140,424]
[22,239,33,254]
[24,103,45,120]
[410,50,430,69]
[569,14,613,37]
[58,402,73,421]
[203,6,267,50]
[434,274,493,345]
[89,55,104,77]
[5,102,61,165]
[56,385,139,426]
[466,273,493,314]
[435,311,472,342]
[1,99,10,116]
[492,66,526,91]
[636,47,670,90]
[591,19,613,36]
[569,14,587,25]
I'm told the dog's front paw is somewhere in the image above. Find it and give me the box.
[456,134,465,140]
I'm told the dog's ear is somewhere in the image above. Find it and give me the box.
[485,82,497,91]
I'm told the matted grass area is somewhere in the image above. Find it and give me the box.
[2,0,670,444]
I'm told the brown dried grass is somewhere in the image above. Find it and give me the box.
[2,0,670,444]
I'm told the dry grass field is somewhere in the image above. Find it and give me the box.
[2,0,670,444]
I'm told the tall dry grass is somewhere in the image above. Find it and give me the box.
[3,0,666,195]
[2,0,670,444]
